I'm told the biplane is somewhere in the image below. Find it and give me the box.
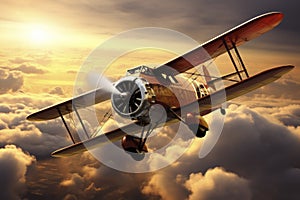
[27,12,294,160]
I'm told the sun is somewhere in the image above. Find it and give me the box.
[27,24,53,45]
[31,28,48,42]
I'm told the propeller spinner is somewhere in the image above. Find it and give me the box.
[111,76,155,119]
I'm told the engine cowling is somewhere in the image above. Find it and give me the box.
[186,113,209,138]
[111,76,155,120]
[121,135,148,161]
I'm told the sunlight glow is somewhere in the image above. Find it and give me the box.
[0,21,103,48]
[31,29,49,42]
[27,24,54,45]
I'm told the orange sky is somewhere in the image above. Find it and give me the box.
[0,10,298,96]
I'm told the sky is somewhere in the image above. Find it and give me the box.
[0,0,300,199]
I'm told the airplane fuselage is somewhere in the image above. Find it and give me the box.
[126,65,209,110]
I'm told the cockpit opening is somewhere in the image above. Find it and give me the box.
[126,65,154,76]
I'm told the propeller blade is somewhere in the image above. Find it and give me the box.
[86,72,120,95]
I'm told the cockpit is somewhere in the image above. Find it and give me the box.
[126,65,179,85]
[126,65,154,76]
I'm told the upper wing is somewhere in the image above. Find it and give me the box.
[27,87,111,121]
[154,12,284,76]
[27,12,283,121]
[178,65,294,115]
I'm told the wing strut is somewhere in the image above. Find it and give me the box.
[72,104,90,140]
[222,38,249,81]
[232,41,249,78]
[57,107,76,144]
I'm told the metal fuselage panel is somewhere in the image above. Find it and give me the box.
[140,73,209,109]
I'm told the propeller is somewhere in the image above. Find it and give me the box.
[86,72,120,95]
[111,78,146,118]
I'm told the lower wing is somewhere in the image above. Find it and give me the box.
[52,65,294,157]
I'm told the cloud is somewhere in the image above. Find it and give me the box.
[26,51,53,66]
[49,87,64,96]
[46,153,147,200]
[0,144,35,200]
[59,164,103,199]
[14,64,48,74]
[52,101,300,200]
[0,28,298,200]
[253,104,300,127]
[0,96,295,200]
[9,57,31,64]
[60,173,85,188]
[0,67,23,94]
[0,61,298,199]
[0,70,295,199]
[142,171,188,200]
[0,104,11,113]
[0,93,71,158]
[193,105,300,200]
[245,78,300,100]
[139,103,300,200]
[67,70,78,74]
[185,167,251,200]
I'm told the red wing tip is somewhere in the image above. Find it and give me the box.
[260,12,284,25]
[271,12,284,21]
[264,11,283,18]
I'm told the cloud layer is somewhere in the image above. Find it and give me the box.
[21,99,300,199]
[0,145,35,200]
[0,58,299,199]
